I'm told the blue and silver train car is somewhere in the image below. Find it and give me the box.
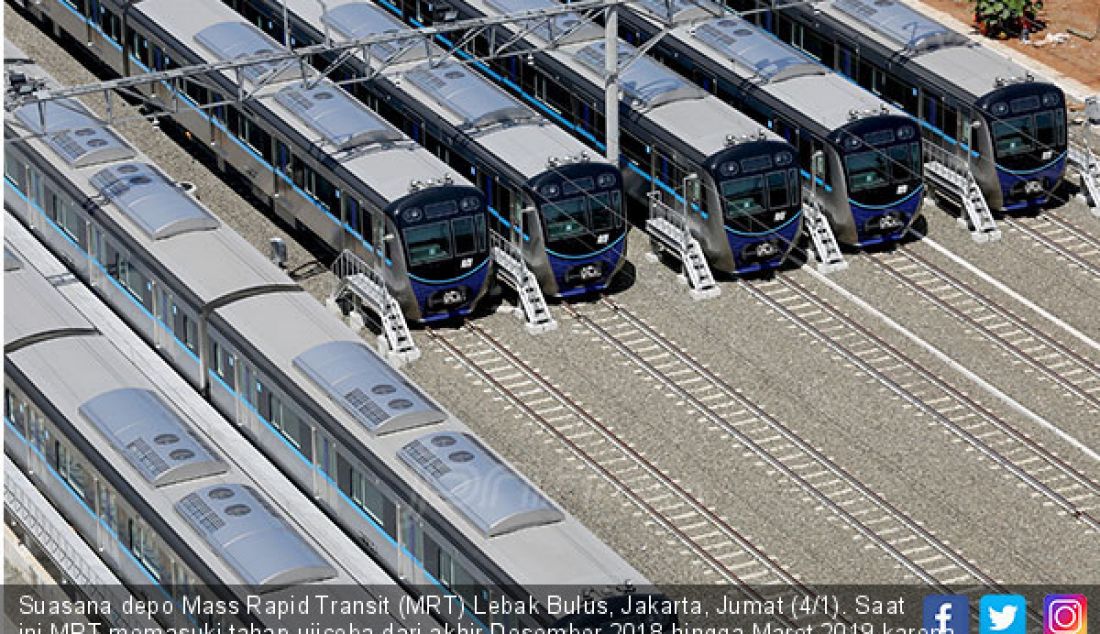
[731,0,1067,211]
[20,0,493,321]
[618,0,925,246]
[4,39,673,632]
[381,0,804,274]
[4,167,432,634]
[229,0,627,297]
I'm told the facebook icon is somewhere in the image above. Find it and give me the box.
[924,595,970,634]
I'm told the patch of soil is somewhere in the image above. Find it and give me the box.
[920,0,1100,94]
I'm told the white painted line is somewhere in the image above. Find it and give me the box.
[921,236,1100,356]
[806,267,1100,464]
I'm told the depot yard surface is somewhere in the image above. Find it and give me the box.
[6,1,1100,590]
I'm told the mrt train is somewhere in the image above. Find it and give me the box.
[731,0,1067,212]
[618,0,925,246]
[4,33,675,631]
[230,0,627,297]
[18,0,493,321]
[375,0,805,274]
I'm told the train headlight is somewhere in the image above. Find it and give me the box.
[992,102,1009,116]
[404,208,422,222]
[460,196,480,212]
[897,126,916,140]
[844,136,861,150]
[540,183,560,198]
[1042,91,1061,107]
[719,161,739,177]
[597,173,616,188]
[775,152,794,167]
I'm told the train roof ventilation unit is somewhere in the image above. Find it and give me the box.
[80,388,227,487]
[194,22,299,85]
[485,0,602,44]
[406,62,534,129]
[176,484,336,588]
[832,0,969,55]
[322,2,428,62]
[399,432,565,537]
[694,18,825,83]
[636,0,716,23]
[276,82,404,150]
[90,163,220,240]
[293,340,445,435]
[14,99,135,168]
[4,247,23,272]
[574,41,705,111]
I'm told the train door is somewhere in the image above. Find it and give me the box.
[836,36,859,79]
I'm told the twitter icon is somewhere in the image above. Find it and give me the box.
[982,595,1027,634]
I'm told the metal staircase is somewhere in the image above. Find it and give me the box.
[645,191,720,300]
[924,145,1001,242]
[1069,142,1100,216]
[491,232,557,333]
[331,250,420,365]
[802,195,847,273]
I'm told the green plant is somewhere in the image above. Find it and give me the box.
[972,0,1044,38]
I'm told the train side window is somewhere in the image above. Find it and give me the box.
[240,116,273,163]
[98,7,123,45]
[350,469,387,525]
[97,480,118,535]
[58,443,91,502]
[346,196,361,236]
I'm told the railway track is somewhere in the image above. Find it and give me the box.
[426,323,811,597]
[737,275,1100,535]
[563,298,1002,593]
[868,248,1100,414]
[1002,213,1100,280]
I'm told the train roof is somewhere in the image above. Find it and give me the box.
[4,240,96,347]
[213,290,647,587]
[286,0,615,183]
[3,217,428,622]
[140,0,474,205]
[811,0,1052,99]
[450,0,786,159]
[4,75,293,306]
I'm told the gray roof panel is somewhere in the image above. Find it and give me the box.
[694,17,825,83]
[90,163,219,240]
[322,2,429,62]
[485,0,602,44]
[832,0,969,55]
[275,81,404,150]
[79,388,227,487]
[574,41,704,110]
[405,62,533,129]
[194,22,297,84]
[176,484,336,587]
[14,99,135,168]
[399,432,564,537]
[293,341,445,435]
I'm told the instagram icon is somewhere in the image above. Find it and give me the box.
[1045,595,1088,634]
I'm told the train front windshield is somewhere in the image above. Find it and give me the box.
[721,169,799,224]
[982,86,1066,172]
[839,121,922,207]
[404,216,486,266]
[543,192,622,241]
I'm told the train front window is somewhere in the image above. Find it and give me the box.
[589,193,619,232]
[766,171,791,210]
[993,115,1035,157]
[721,175,766,219]
[1035,110,1065,149]
[404,221,452,265]
[544,198,587,240]
[888,143,922,182]
[845,151,890,192]
[451,215,486,256]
